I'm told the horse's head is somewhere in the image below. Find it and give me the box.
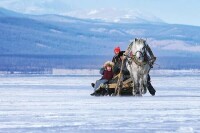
[132,38,146,62]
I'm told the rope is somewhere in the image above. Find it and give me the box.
[114,58,124,96]
[114,42,133,96]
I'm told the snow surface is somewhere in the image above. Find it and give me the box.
[0,70,200,133]
[51,69,200,76]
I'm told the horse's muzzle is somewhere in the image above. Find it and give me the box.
[135,51,144,61]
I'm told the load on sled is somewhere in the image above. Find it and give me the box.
[91,38,157,96]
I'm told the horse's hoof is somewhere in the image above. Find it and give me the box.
[135,91,142,96]
[132,92,142,96]
[142,88,147,94]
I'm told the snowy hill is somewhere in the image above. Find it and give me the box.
[1,8,200,57]
[0,7,25,17]
[1,8,200,71]
[64,8,164,24]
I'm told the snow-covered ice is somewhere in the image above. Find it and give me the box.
[0,70,200,133]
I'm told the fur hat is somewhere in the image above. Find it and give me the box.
[104,61,114,68]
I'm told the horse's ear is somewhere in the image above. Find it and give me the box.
[135,38,138,42]
[145,38,147,43]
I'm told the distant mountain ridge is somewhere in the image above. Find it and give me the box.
[63,8,164,24]
[0,7,200,57]
[0,7,25,17]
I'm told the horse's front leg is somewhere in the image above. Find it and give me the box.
[139,78,144,95]
[132,72,140,96]
[141,74,148,94]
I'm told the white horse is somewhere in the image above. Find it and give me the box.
[126,38,151,96]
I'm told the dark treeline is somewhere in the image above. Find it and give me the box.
[0,55,111,74]
[0,55,199,74]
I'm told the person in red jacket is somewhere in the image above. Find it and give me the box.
[90,61,114,96]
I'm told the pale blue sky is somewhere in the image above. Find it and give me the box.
[0,0,200,26]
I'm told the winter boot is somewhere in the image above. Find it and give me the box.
[91,83,95,88]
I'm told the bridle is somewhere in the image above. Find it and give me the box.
[126,44,147,67]
[135,50,145,58]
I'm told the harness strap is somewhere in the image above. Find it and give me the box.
[126,51,147,67]
[132,55,147,66]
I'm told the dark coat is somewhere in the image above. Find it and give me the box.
[112,55,119,64]
[113,58,130,76]
[112,51,125,64]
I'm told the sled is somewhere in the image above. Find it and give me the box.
[93,57,134,96]
[98,73,134,96]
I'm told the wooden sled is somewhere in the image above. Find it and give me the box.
[97,74,134,96]
[110,74,133,96]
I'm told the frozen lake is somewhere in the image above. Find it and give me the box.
[0,70,200,133]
